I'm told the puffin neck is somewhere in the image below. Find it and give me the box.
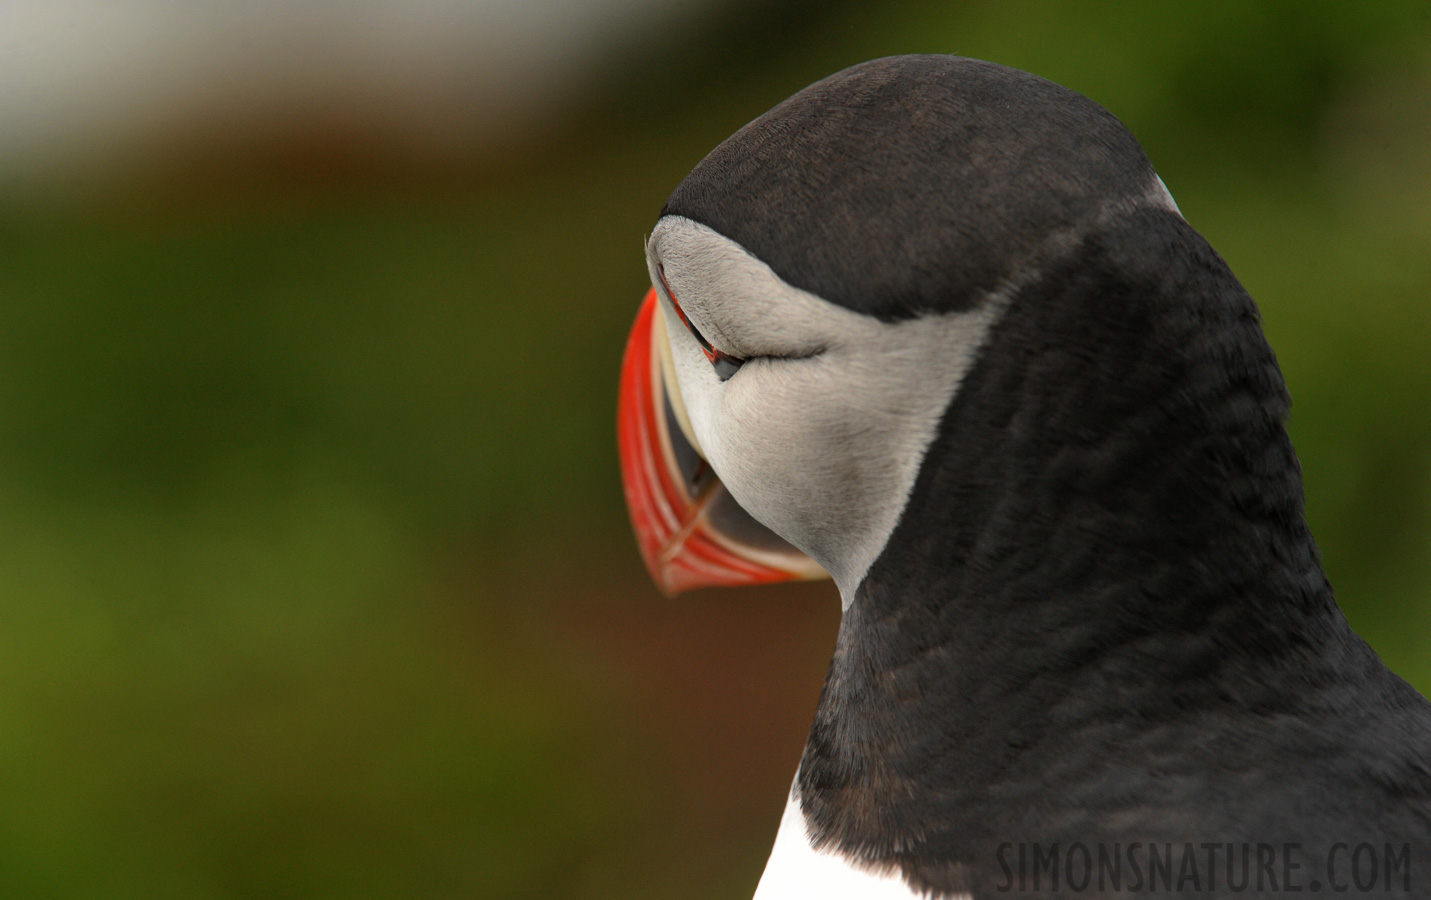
[795,208,1368,862]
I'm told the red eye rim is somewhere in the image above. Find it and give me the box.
[656,265,745,380]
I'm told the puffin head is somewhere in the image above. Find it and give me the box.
[616,56,1431,900]
[619,55,1192,602]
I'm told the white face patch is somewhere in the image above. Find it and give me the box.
[754,789,964,900]
[1152,174,1182,217]
[646,216,1005,603]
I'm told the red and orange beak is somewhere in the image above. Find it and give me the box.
[618,287,828,595]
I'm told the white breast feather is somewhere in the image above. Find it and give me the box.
[753,792,967,900]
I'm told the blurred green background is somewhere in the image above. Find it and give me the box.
[1,1,1429,897]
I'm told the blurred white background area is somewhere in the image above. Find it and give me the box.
[0,0,708,181]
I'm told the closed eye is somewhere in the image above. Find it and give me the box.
[657,265,746,381]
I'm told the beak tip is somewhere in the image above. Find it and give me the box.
[636,546,682,598]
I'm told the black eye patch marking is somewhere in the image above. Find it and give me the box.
[657,265,746,381]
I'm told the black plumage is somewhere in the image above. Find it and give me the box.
[661,55,1431,898]
[664,56,1156,320]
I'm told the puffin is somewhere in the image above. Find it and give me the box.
[616,56,1431,899]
